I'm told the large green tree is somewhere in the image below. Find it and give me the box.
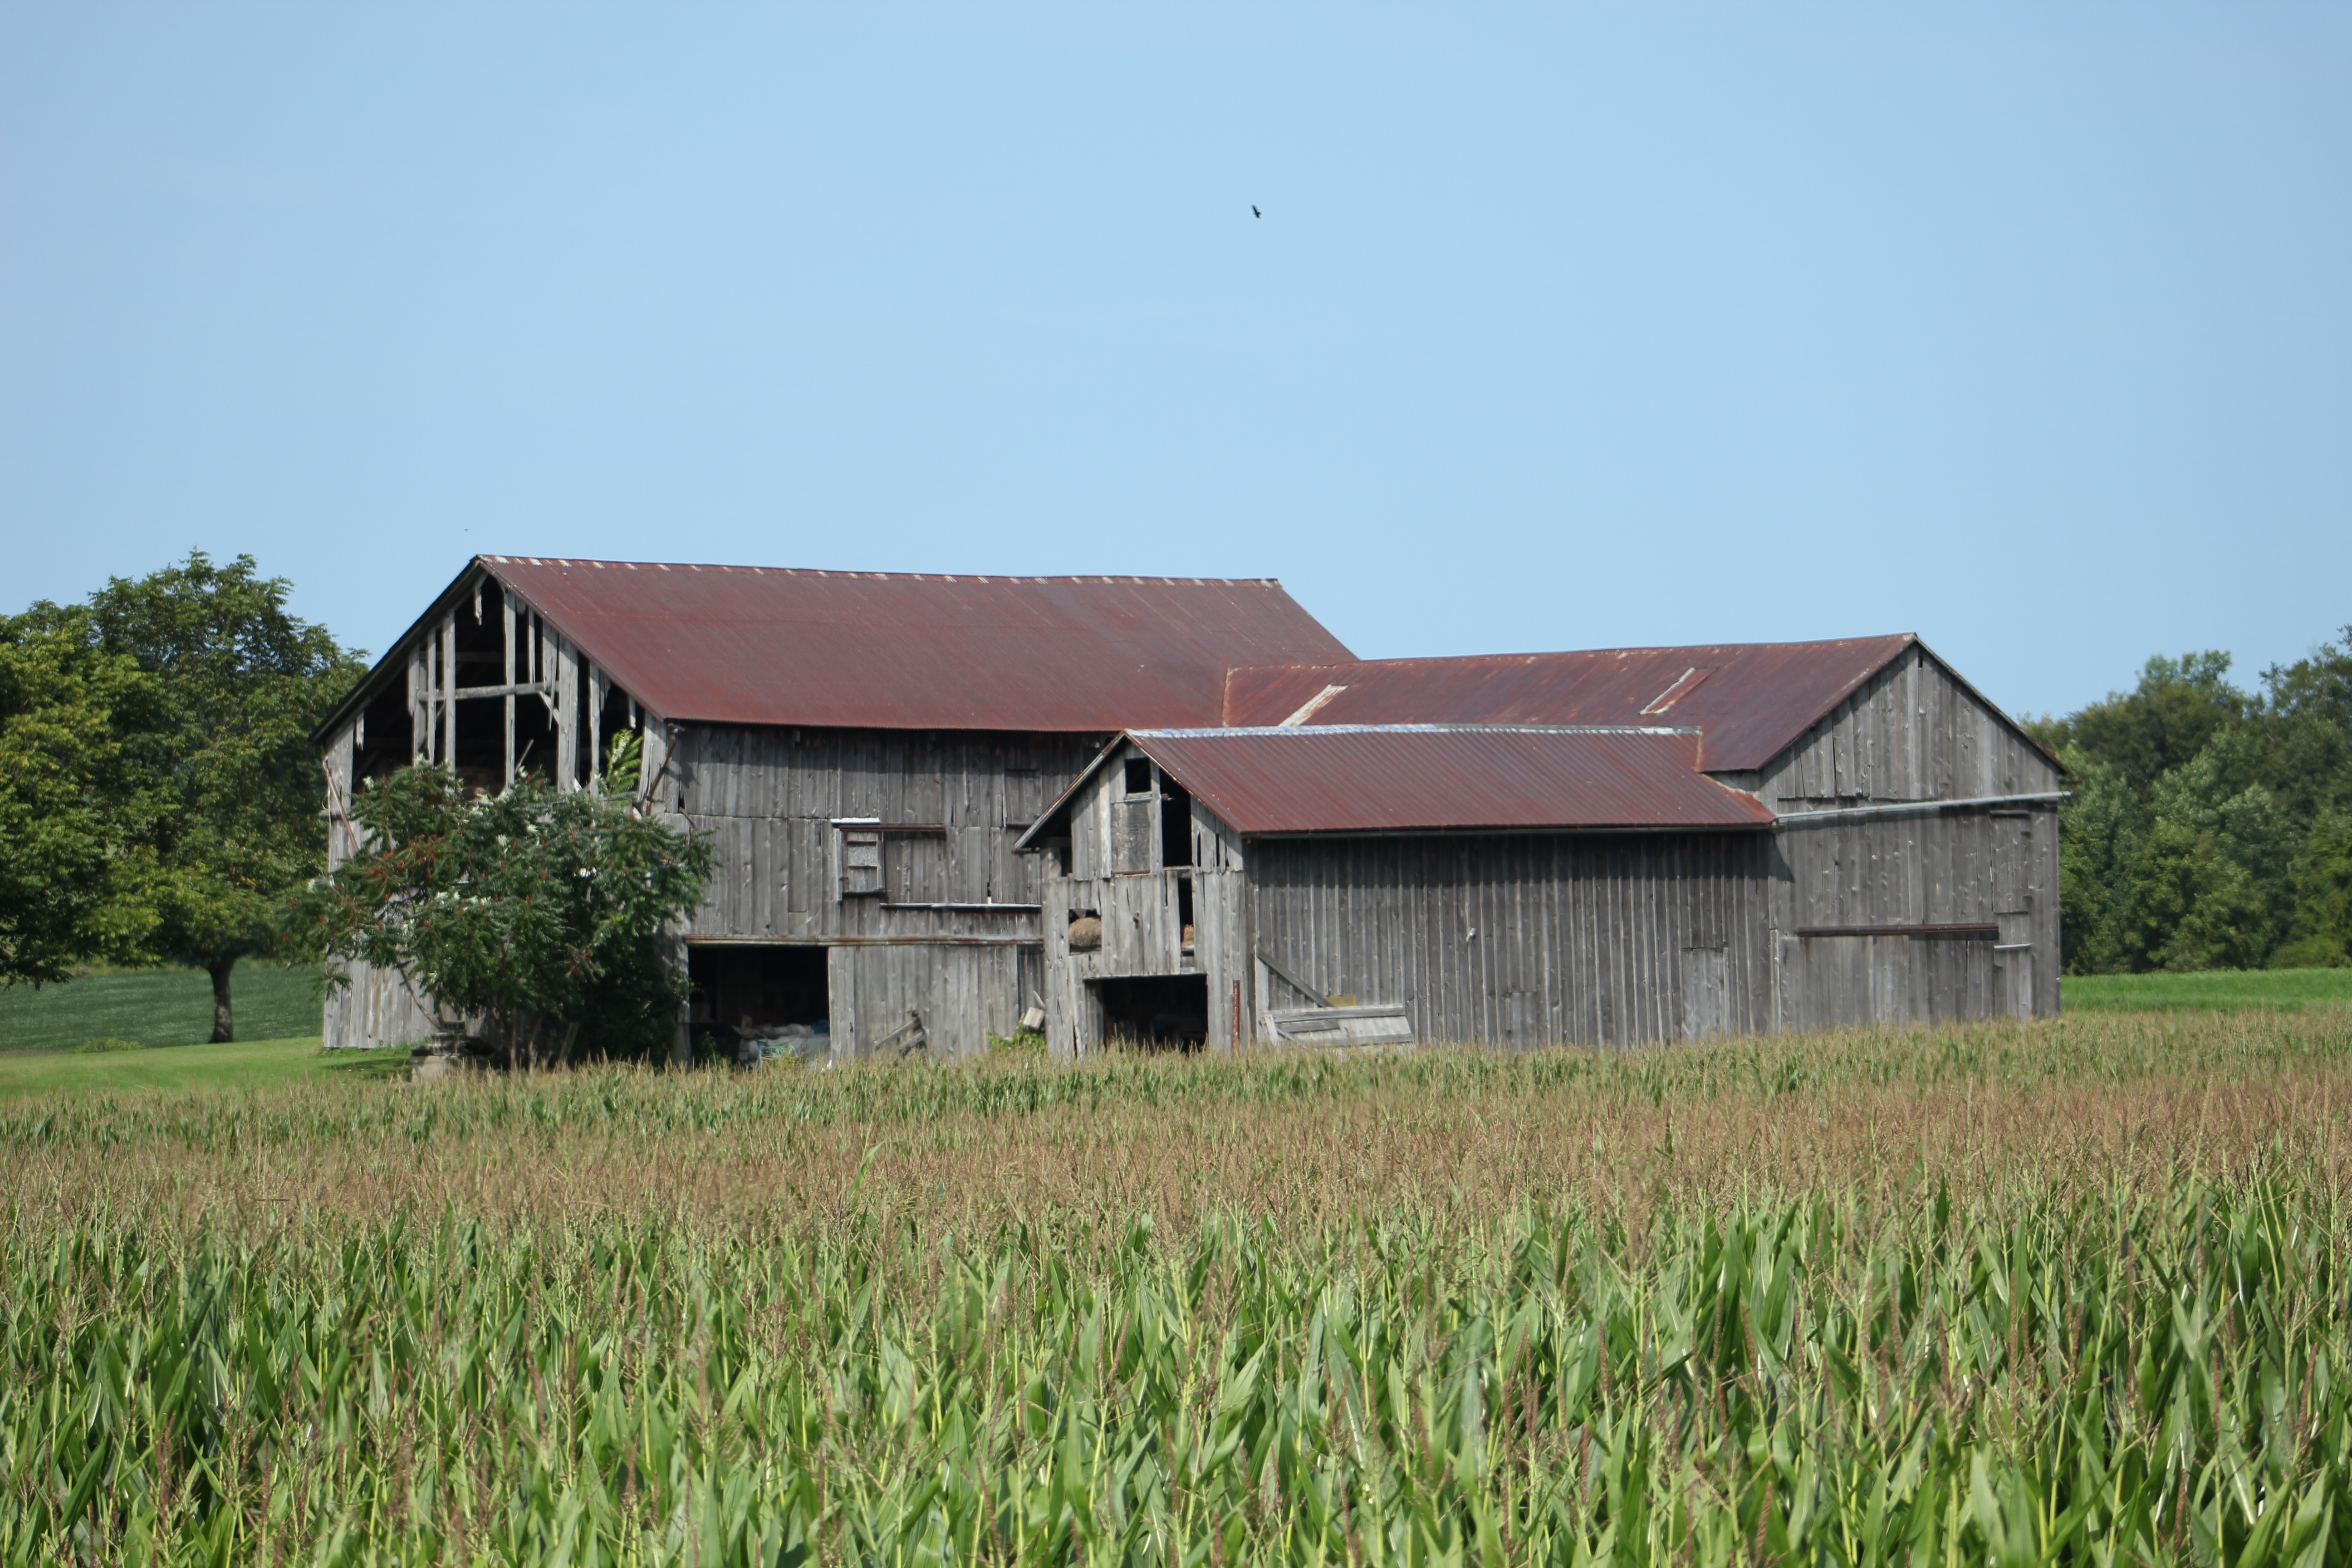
[40,553,366,1038]
[0,611,166,984]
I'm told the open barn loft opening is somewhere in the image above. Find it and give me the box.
[317,554,2066,1059]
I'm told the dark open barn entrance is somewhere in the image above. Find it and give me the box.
[687,944,830,1058]
[1090,973,1208,1050]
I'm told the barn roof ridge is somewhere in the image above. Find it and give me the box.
[1229,632,1915,668]
[477,554,1287,588]
[1135,723,1703,738]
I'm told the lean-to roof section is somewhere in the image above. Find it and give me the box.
[320,557,1353,738]
[1219,637,1917,772]
[1018,725,1775,844]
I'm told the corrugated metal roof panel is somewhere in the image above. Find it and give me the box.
[464,558,1352,731]
[1219,637,1916,772]
[1116,725,1774,836]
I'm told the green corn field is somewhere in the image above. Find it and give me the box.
[4,1008,2351,1564]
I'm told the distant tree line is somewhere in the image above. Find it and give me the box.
[2029,630,2352,973]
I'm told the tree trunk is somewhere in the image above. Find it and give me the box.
[206,957,235,1044]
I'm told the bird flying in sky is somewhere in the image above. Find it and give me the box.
[1252,206,1262,218]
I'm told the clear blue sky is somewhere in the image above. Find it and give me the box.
[4,5,2346,719]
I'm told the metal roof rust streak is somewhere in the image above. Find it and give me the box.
[1019,725,1776,844]
[358,557,1357,733]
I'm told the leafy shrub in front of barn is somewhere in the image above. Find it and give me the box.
[292,760,715,1067]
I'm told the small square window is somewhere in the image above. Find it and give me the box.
[1123,757,1153,795]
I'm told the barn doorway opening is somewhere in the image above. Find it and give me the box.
[687,944,830,1061]
[1091,973,1208,1051]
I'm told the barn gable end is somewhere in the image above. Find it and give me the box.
[1753,640,2064,809]
[1751,642,2066,1028]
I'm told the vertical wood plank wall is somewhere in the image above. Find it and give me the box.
[826,944,1028,1062]
[666,726,1100,941]
[1767,805,2060,1027]
[322,706,1101,1052]
[1248,832,1774,1048]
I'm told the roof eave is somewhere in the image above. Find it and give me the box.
[1232,819,1775,839]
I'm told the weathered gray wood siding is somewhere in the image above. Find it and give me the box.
[322,960,441,1051]
[666,725,1098,942]
[826,943,1035,1062]
[319,720,441,1049]
[1756,643,2060,809]
[323,710,1093,1053]
[1247,833,1774,1048]
[1754,645,2065,1024]
[1767,805,2058,1027]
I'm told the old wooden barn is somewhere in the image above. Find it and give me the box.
[1017,636,2066,1053]
[309,556,1352,1055]
[317,564,2064,1057]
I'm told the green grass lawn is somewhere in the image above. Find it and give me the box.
[0,1035,409,1101]
[2063,965,2352,1012]
[5,956,2343,1109]
[0,961,325,1053]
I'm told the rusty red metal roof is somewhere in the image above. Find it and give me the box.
[1022,726,1775,842]
[1219,637,1917,772]
[399,557,1353,731]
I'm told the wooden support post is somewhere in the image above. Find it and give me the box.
[502,591,518,787]
[550,633,578,789]
[439,616,457,769]
[407,644,429,764]
[639,720,671,813]
[588,666,608,788]
[326,726,356,868]
[661,925,690,1064]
